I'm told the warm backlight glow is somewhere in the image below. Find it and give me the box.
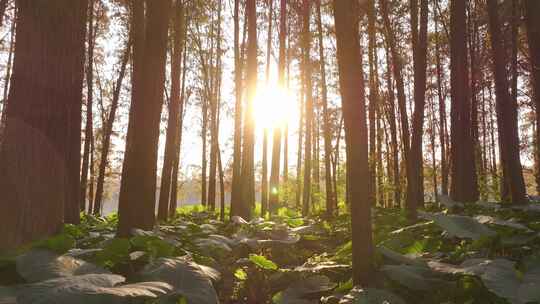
[253,83,297,131]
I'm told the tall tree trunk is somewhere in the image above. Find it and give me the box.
[367,0,378,207]
[230,0,243,217]
[218,142,225,221]
[296,91,304,209]
[486,0,527,204]
[301,0,313,217]
[0,11,15,137]
[208,0,223,212]
[316,0,334,217]
[0,0,87,249]
[384,43,400,207]
[169,38,189,217]
[201,100,208,207]
[380,0,411,179]
[333,0,373,285]
[405,0,429,220]
[268,0,285,214]
[158,0,184,220]
[239,0,257,220]
[435,6,449,196]
[88,131,95,213]
[260,0,273,217]
[81,0,95,213]
[94,40,130,215]
[524,0,540,195]
[450,0,478,202]
[117,0,171,236]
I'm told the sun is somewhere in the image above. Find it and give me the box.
[252,83,297,132]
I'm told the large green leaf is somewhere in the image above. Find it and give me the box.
[16,250,110,283]
[381,264,454,291]
[17,274,172,304]
[473,215,532,232]
[472,258,540,304]
[249,254,278,270]
[419,212,497,240]
[274,275,336,304]
[377,246,427,267]
[139,257,220,304]
[338,287,406,304]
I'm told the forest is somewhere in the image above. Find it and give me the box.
[0,0,539,303]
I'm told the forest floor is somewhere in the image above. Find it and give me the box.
[1,197,540,304]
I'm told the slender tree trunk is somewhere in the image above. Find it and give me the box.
[239,0,258,220]
[88,131,95,213]
[208,0,223,212]
[405,0,429,220]
[380,0,411,175]
[316,0,334,216]
[486,0,528,204]
[94,40,130,215]
[158,0,184,220]
[218,142,225,221]
[296,90,304,209]
[81,0,95,213]
[268,0,285,214]
[383,43,400,208]
[435,7,449,196]
[169,38,189,217]
[260,0,273,217]
[117,0,171,236]
[429,95,438,202]
[283,30,291,188]
[0,0,87,249]
[450,0,478,202]
[301,0,313,217]
[0,12,14,137]
[333,0,373,285]
[230,0,243,217]
[367,0,378,207]
[524,0,540,195]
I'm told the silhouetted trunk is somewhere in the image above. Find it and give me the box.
[81,0,95,212]
[333,0,373,285]
[380,0,410,161]
[218,143,225,221]
[367,0,378,206]
[88,130,95,212]
[117,0,171,236]
[301,0,313,217]
[230,0,243,217]
[486,0,527,204]
[434,5,448,196]
[315,0,334,216]
[169,39,189,217]
[94,40,130,215]
[450,0,478,202]
[158,0,184,220]
[384,43,400,207]
[0,0,87,249]
[296,92,304,209]
[405,0,428,220]
[268,0,285,214]
[524,0,540,195]
[239,0,257,220]
[0,10,14,136]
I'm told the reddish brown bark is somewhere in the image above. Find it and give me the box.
[0,0,87,249]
